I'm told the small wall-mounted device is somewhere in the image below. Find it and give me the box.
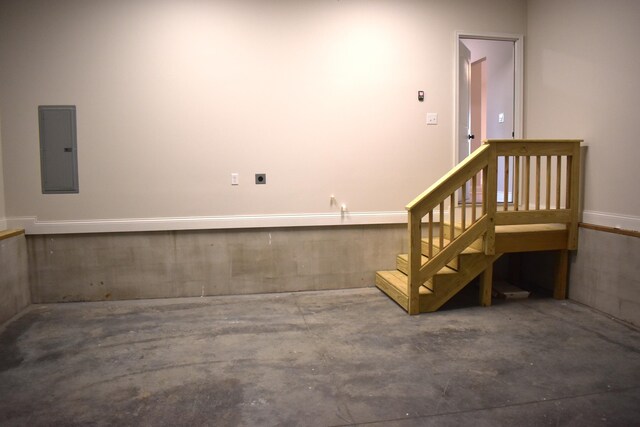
[255,173,266,184]
[418,91,425,102]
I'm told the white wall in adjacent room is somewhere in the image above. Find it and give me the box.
[526,0,640,230]
[462,39,514,141]
[0,0,526,230]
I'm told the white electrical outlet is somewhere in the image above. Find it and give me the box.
[231,173,239,185]
[427,113,438,125]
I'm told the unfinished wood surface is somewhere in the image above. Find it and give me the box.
[513,156,520,211]
[376,270,436,313]
[471,174,477,222]
[479,261,493,307]
[375,271,409,310]
[449,194,455,242]
[421,237,482,270]
[556,156,562,209]
[396,254,457,278]
[494,225,568,253]
[553,250,569,299]
[407,211,422,315]
[524,156,530,211]
[377,138,582,315]
[579,222,640,238]
[496,223,567,233]
[442,223,484,252]
[406,144,490,217]
[418,216,489,284]
[461,184,467,231]
[482,167,488,216]
[427,210,434,259]
[484,144,497,255]
[568,144,581,250]
[546,155,552,209]
[492,140,579,156]
[535,155,541,210]
[439,201,445,250]
[420,254,502,313]
[503,156,509,211]
[494,209,572,225]
[0,229,25,241]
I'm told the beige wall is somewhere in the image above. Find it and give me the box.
[0,0,526,231]
[526,0,640,231]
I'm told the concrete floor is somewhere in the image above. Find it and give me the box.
[1,288,639,426]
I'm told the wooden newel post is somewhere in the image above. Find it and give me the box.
[567,142,581,250]
[407,210,422,315]
[484,142,497,255]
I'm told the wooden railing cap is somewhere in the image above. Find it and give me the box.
[483,139,583,144]
[0,229,25,241]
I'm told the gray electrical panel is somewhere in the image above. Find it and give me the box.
[38,106,79,193]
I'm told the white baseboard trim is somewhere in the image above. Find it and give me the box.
[582,210,640,232]
[7,211,409,234]
[0,218,7,231]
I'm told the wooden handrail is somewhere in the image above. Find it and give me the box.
[406,144,490,217]
[404,139,582,314]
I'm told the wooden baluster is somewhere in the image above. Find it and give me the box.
[514,156,520,211]
[449,194,455,242]
[524,156,530,210]
[439,201,444,249]
[535,155,541,210]
[503,156,509,211]
[566,155,572,209]
[471,174,477,223]
[556,155,562,209]
[546,155,552,209]
[482,166,488,215]
[461,184,467,231]
[428,210,434,259]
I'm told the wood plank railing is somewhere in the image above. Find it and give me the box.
[404,139,581,314]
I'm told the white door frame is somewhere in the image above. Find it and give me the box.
[453,31,524,166]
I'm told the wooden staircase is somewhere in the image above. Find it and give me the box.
[376,139,582,314]
[376,240,501,313]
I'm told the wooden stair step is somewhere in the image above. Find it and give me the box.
[375,270,433,312]
[441,223,484,250]
[421,238,481,255]
[396,254,458,277]
[420,238,481,270]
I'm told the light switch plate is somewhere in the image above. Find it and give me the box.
[498,113,505,123]
[427,113,438,125]
[231,173,239,185]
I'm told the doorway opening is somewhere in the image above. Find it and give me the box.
[455,32,523,205]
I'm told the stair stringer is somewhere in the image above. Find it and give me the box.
[419,252,502,312]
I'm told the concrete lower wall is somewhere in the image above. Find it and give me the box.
[27,224,406,303]
[0,233,30,325]
[568,227,640,326]
[27,224,639,326]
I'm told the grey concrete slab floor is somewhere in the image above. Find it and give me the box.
[1,288,639,426]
